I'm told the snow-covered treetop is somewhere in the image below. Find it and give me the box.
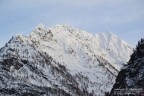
[8,34,26,44]
[136,38,144,53]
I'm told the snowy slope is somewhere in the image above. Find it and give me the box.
[94,32,132,70]
[0,24,133,96]
[29,24,132,70]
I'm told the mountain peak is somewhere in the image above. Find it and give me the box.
[0,24,133,96]
[50,24,77,32]
[97,32,118,39]
[104,32,117,37]
[36,23,45,29]
[29,24,48,38]
[8,34,26,43]
[31,23,46,34]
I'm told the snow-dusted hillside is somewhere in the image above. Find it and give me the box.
[0,24,133,96]
[111,38,144,95]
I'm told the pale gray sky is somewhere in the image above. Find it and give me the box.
[0,0,144,47]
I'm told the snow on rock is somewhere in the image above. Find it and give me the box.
[0,24,133,96]
[111,38,144,95]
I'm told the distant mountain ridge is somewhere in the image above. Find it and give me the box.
[0,24,132,96]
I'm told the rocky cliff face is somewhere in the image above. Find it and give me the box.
[0,24,132,96]
[111,38,144,96]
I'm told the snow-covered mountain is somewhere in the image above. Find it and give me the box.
[111,38,144,95]
[0,24,133,96]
